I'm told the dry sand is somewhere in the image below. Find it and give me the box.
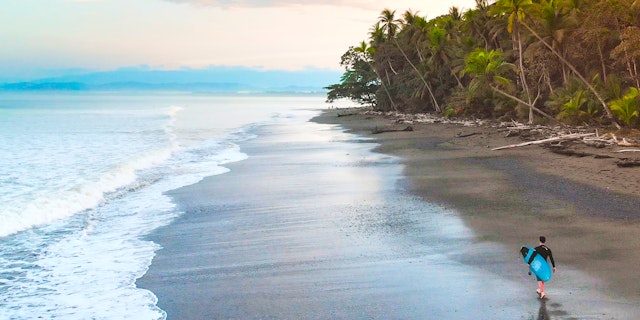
[314,108,640,300]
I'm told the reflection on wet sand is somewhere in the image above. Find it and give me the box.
[536,299,549,320]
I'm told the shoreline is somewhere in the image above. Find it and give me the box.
[312,108,640,299]
[136,104,640,319]
[138,112,547,319]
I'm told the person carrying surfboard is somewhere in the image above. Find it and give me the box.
[534,236,556,298]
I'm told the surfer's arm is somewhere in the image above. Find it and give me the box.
[549,250,556,269]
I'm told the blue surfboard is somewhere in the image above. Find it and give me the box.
[520,246,552,282]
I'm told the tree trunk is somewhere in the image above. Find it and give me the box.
[451,66,465,88]
[370,63,397,112]
[514,24,534,124]
[597,38,608,86]
[634,60,640,88]
[383,69,399,112]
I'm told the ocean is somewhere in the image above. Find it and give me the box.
[0,92,333,319]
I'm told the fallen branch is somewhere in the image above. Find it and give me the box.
[492,133,595,151]
[615,149,640,153]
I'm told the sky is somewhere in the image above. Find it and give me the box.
[1,0,479,81]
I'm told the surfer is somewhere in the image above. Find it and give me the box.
[534,236,556,299]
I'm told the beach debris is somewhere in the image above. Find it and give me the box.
[491,133,595,151]
[364,110,487,126]
[618,138,638,147]
[354,109,640,159]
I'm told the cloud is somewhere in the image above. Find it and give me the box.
[163,0,377,10]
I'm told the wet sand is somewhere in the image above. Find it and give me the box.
[314,110,640,311]
[138,109,640,319]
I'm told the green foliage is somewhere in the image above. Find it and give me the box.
[609,87,640,126]
[463,49,513,88]
[559,90,589,121]
[327,1,640,126]
[546,78,601,124]
[325,46,379,106]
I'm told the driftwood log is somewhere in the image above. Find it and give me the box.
[548,147,593,157]
[372,126,414,134]
[457,132,481,138]
[492,133,595,151]
[617,159,640,167]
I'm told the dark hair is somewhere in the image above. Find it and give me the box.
[539,236,546,243]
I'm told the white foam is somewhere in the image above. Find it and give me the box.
[0,140,247,319]
[0,105,183,238]
[0,93,324,319]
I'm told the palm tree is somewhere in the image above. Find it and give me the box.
[393,37,442,112]
[378,9,401,41]
[462,7,491,50]
[463,49,558,121]
[463,49,513,92]
[612,27,640,88]
[389,10,442,112]
[491,0,536,123]
[534,0,578,85]
[427,25,464,88]
[521,21,621,128]
[369,22,402,111]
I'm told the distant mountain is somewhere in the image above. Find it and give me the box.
[0,66,341,92]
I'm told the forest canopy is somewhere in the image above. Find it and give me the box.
[326,0,640,128]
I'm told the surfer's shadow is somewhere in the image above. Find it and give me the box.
[532,300,575,320]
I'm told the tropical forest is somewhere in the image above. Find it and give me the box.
[326,0,640,129]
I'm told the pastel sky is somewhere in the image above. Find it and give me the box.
[1,0,478,80]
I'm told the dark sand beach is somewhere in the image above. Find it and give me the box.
[138,108,640,319]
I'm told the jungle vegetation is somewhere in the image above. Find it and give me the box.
[325,0,640,128]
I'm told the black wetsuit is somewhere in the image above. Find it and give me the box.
[534,244,556,268]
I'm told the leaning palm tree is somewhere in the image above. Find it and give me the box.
[534,0,577,85]
[393,37,442,112]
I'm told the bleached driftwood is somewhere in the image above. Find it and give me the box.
[615,149,640,153]
[492,133,595,151]
[618,138,638,147]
